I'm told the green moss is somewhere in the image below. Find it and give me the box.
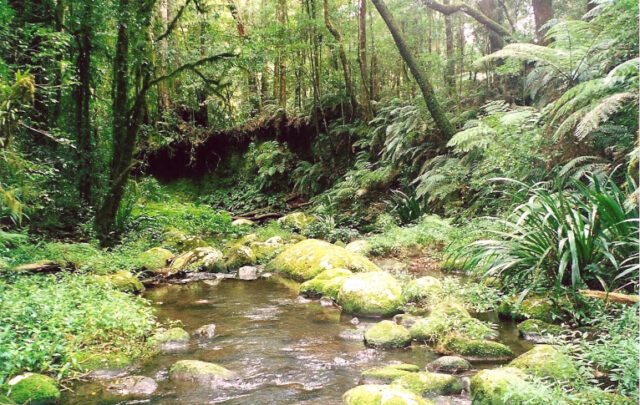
[299,268,353,298]
[267,239,379,281]
[93,270,144,293]
[470,367,532,405]
[509,345,581,382]
[148,327,189,346]
[517,319,565,342]
[342,384,432,405]
[70,351,132,371]
[345,240,371,256]
[0,394,15,404]
[440,336,514,360]
[364,320,412,348]
[404,276,442,302]
[169,360,234,380]
[138,247,174,270]
[187,247,226,272]
[426,356,471,374]
[9,374,60,405]
[337,271,404,317]
[278,212,316,231]
[410,315,496,344]
[430,301,471,318]
[224,245,257,269]
[391,371,462,396]
[361,364,420,383]
[498,295,568,323]
[572,389,636,405]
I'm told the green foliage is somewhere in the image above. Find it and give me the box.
[246,141,295,191]
[368,215,454,256]
[457,173,639,292]
[0,273,156,383]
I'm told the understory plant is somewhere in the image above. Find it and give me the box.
[457,172,638,293]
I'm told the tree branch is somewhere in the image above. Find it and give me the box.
[156,0,193,42]
[420,0,512,38]
[148,52,236,88]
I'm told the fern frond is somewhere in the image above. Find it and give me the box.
[575,91,638,140]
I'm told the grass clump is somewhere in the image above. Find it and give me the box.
[368,215,454,256]
[0,273,156,383]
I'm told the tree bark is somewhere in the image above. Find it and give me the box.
[357,0,373,121]
[444,0,455,92]
[420,0,511,39]
[371,0,454,143]
[276,0,287,107]
[157,0,171,111]
[477,0,505,52]
[532,0,552,45]
[323,0,357,119]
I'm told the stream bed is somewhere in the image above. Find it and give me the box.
[62,277,533,404]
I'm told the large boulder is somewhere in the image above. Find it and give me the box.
[267,239,379,281]
[138,248,173,271]
[517,319,565,343]
[337,271,404,316]
[364,320,412,349]
[345,240,371,256]
[426,356,471,374]
[509,345,580,382]
[439,336,514,361]
[224,245,257,269]
[342,384,432,405]
[169,360,235,385]
[93,270,144,293]
[470,367,534,405]
[361,364,420,384]
[189,247,226,272]
[391,371,462,397]
[299,268,353,299]
[8,373,60,405]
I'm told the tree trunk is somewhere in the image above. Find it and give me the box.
[323,0,357,120]
[532,0,552,45]
[371,0,454,143]
[357,0,373,121]
[276,0,287,108]
[444,0,455,93]
[157,0,171,111]
[477,0,505,52]
[421,0,511,39]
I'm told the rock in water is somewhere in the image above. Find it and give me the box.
[361,363,420,384]
[426,356,471,374]
[104,376,157,397]
[192,324,216,339]
[508,345,580,382]
[342,384,432,405]
[517,319,565,343]
[224,245,257,270]
[337,271,404,316]
[299,268,353,299]
[470,367,533,404]
[149,327,190,352]
[8,373,60,405]
[391,371,462,396]
[169,360,235,385]
[238,266,258,280]
[364,320,412,349]
[267,239,379,281]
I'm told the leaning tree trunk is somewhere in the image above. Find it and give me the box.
[357,0,373,121]
[371,0,454,143]
[532,0,552,45]
[323,0,358,120]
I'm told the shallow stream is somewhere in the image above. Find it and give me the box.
[63,277,532,404]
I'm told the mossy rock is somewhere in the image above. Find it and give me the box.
[361,364,420,384]
[164,230,207,252]
[169,360,235,384]
[250,241,285,263]
[409,305,496,344]
[224,245,257,269]
[70,351,133,371]
[430,301,471,318]
[509,345,580,382]
[517,319,565,343]
[439,336,514,361]
[364,320,412,348]
[391,371,462,397]
[470,367,533,405]
[187,247,226,272]
[94,270,144,293]
[8,374,60,405]
[169,251,197,272]
[138,247,174,271]
[337,271,404,317]
[404,276,442,302]
[498,295,568,323]
[231,218,255,227]
[267,239,379,281]
[278,212,316,231]
[393,313,420,328]
[426,356,471,374]
[148,327,190,350]
[571,389,636,405]
[345,240,371,256]
[299,268,353,298]
[342,384,432,405]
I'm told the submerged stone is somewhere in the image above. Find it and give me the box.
[169,360,235,385]
[517,319,565,343]
[338,329,365,341]
[364,320,412,349]
[267,239,379,281]
[8,373,60,405]
[361,363,421,384]
[104,376,157,397]
[342,384,433,405]
[394,313,419,328]
[138,247,174,271]
[337,271,404,316]
[426,356,471,374]
[509,345,580,382]
[192,324,216,339]
[391,371,462,397]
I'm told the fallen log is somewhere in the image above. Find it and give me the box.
[579,290,639,305]
[11,260,65,274]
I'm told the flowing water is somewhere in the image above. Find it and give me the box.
[62,277,532,404]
